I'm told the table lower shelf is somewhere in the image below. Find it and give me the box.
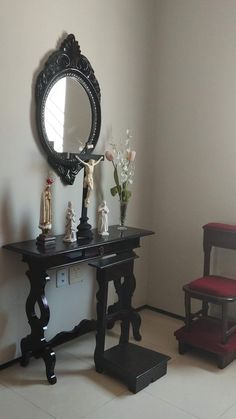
[97,342,170,393]
[174,318,236,368]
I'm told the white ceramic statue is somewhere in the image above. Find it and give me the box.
[75,156,103,207]
[63,201,77,242]
[39,177,53,235]
[98,201,109,236]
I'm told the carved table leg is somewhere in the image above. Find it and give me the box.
[21,262,56,384]
[94,270,108,373]
[108,270,142,341]
[42,347,57,384]
[107,277,122,329]
[20,336,32,367]
[129,273,142,341]
[119,268,142,343]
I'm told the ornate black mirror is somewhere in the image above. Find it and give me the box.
[35,34,101,185]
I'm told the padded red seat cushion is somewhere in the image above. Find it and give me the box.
[187,275,236,298]
[203,223,236,233]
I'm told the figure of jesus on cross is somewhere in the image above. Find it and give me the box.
[75,156,103,207]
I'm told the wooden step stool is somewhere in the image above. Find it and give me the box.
[89,251,170,393]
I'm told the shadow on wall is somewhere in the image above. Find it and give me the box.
[0,187,31,364]
[0,312,16,364]
[0,248,28,364]
[19,212,36,242]
[1,186,15,245]
[1,182,35,244]
[29,31,69,156]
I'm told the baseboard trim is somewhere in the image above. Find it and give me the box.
[0,357,21,371]
[137,304,185,321]
[0,306,184,370]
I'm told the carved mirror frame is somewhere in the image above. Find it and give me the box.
[35,34,101,185]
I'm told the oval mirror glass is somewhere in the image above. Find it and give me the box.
[44,76,92,154]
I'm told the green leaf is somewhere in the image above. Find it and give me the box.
[110,186,118,196]
[113,167,120,188]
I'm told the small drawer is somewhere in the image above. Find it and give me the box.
[83,237,140,259]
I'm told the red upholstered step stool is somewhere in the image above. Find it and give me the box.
[175,223,236,368]
[174,318,236,368]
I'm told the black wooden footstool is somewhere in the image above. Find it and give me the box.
[89,251,170,393]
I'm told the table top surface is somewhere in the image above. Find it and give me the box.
[3,226,154,258]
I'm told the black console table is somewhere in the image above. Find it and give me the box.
[3,226,169,390]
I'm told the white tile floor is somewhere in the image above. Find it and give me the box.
[1,309,236,418]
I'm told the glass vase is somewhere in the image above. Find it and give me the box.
[118,201,128,230]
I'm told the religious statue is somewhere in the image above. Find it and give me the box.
[98,201,109,236]
[39,177,53,235]
[75,156,103,207]
[63,201,77,242]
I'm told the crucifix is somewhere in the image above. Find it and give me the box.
[75,154,103,239]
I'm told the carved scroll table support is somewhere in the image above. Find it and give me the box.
[20,262,56,384]
[20,260,97,384]
[107,273,141,341]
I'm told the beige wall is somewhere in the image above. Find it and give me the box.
[147,0,236,315]
[3,0,236,365]
[0,0,155,363]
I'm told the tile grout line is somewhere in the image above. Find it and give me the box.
[217,399,236,419]
[0,385,57,419]
[143,388,201,419]
[0,363,129,419]
[79,390,129,419]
